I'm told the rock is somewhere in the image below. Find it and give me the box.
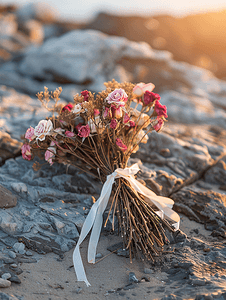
[129,272,139,283]
[7,251,16,259]
[16,2,58,23]
[85,11,226,80]
[0,278,11,288]
[144,268,154,274]
[0,185,17,208]
[0,292,19,300]
[95,253,103,259]
[0,132,22,164]
[1,273,11,280]
[13,242,25,254]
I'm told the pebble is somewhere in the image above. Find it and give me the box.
[76,287,82,294]
[13,242,25,254]
[129,272,139,283]
[144,268,154,274]
[0,278,11,288]
[8,251,16,259]
[10,264,17,268]
[95,253,103,259]
[1,273,11,280]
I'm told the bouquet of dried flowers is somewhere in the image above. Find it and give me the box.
[22,80,179,286]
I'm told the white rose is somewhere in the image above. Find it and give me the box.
[72,104,82,114]
[34,119,53,141]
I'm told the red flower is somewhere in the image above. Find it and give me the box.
[123,113,130,124]
[154,118,164,132]
[81,90,89,102]
[62,103,73,112]
[77,124,90,138]
[154,101,168,118]
[110,119,117,129]
[116,138,127,152]
[143,91,160,106]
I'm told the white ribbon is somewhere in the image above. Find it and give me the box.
[73,163,180,286]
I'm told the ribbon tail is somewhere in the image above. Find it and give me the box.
[73,194,104,286]
[88,176,115,263]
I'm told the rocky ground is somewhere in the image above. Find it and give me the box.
[0,3,225,300]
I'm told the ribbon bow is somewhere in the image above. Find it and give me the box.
[73,163,180,286]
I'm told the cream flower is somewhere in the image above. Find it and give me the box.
[72,104,82,114]
[88,116,103,133]
[133,82,155,97]
[34,120,53,141]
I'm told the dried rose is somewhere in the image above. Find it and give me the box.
[34,120,53,141]
[106,88,128,107]
[78,124,90,138]
[21,144,32,160]
[103,107,112,118]
[110,119,117,129]
[111,106,122,119]
[45,145,56,165]
[154,118,164,132]
[143,91,160,106]
[25,127,35,141]
[72,104,82,114]
[154,101,168,118]
[81,90,89,102]
[65,131,75,137]
[62,103,73,112]
[133,82,155,97]
[116,138,127,152]
[88,116,102,133]
[123,113,130,124]
[94,109,100,116]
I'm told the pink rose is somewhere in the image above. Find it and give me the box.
[25,127,35,141]
[154,101,168,119]
[34,119,53,141]
[21,144,32,160]
[133,82,155,97]
[62,103,73,112]
[116,138,127,152]
[123,113,130,124]
[45,147,56,165]
[77,124,90,138]
[106,88,128,107]
[103,107,112,118]
[65,131,75,137]
[81,90,89,102]
[143,91,160,106]
[154,118,164,132]
[110,119,117,129]
[111,106,122,119]
[94,109,100,116]
[129,120,135,127]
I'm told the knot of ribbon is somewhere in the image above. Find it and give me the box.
[73,163,180,286]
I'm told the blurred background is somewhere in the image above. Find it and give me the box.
[1,0,226,81]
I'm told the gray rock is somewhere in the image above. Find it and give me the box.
[129,272,139,283]
[0,292,19,300]
[0,278,11,288]
[1,273,11,280]
[8,251,16,259]
[144,268,154,274]
[0,185,17,208]
[13,242,25,254]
